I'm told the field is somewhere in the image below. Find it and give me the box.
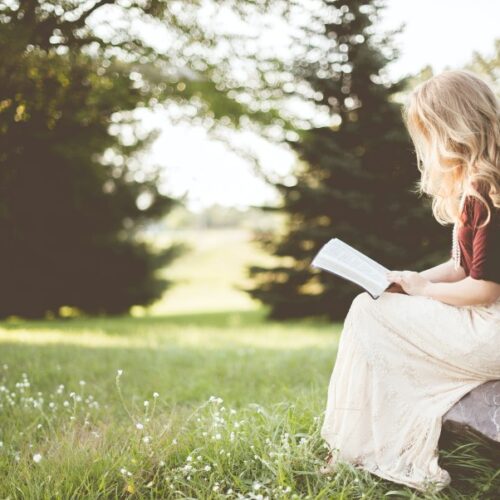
[0,229,498,499]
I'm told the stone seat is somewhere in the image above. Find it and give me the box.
[442,380,500,450]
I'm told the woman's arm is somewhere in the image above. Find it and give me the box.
[423,277,500,306]
[387,269,500,306]
[385,258,464,294]
[419,258,466,283]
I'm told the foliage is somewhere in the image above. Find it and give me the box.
[0,0,272,317]
[0,43,186,316]
[465,38,500,94]
[244,0,451,320]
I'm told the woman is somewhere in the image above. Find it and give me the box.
[319,70,500,493]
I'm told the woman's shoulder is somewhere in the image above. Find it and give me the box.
[464,188,499,228]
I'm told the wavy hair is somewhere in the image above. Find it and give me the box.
[402,69,500,227]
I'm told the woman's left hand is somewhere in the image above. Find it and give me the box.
[386,270,431,296]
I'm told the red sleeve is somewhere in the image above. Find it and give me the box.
[469,196,500,283]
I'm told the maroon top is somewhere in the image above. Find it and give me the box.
[452,189,500,284]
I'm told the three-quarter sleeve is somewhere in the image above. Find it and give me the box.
[469,196,500,284]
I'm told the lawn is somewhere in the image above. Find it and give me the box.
[1,311,498,499]
[0,229,498,498]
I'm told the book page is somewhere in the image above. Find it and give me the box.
[311,238,391,297]
[336,240,388,281]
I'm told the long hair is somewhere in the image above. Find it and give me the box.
[402,70,500,227]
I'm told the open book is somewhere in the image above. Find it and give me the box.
[310,238,392,299]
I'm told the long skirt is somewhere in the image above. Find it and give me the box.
[320,290,500,492]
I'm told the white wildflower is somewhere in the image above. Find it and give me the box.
[32,453,42,463]
[135,422,144,430]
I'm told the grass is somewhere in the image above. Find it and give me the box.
[1,229,498,498]
[147,228,273,315]
[0,310,498,499]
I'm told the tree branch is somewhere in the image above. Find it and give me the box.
[74,0,116,27]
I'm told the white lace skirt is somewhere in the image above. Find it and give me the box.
[320,291,500,492]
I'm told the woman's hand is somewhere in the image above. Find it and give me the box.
[386,270,431,296]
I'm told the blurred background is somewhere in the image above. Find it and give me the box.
[0,0,498,321]
[0,1,499,497]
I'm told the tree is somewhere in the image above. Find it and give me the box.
[465,38,499,95]
[0,48,185,317]
[244,0,451,320]
[0,0,271,318]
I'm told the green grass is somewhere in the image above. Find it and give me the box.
[1,230,498,498]
[147,228,275,315]
[0,311,498,499]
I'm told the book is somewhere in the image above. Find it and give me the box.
[310,238,392,299]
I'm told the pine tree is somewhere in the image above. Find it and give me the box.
[245,0,450,320]
[0,48,187,318]
[0,0,269,318]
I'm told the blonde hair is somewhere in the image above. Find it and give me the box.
[402,69,500,227]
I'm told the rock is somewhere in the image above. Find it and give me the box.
[442,380,500,450]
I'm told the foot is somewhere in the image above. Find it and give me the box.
[319,450,338,475]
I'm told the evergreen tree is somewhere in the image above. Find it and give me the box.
[245,0,450,320]
[465,38,499,94]
[0,0,270,318]
[0,48,187,318]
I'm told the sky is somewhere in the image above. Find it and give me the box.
[148,0,500,212]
